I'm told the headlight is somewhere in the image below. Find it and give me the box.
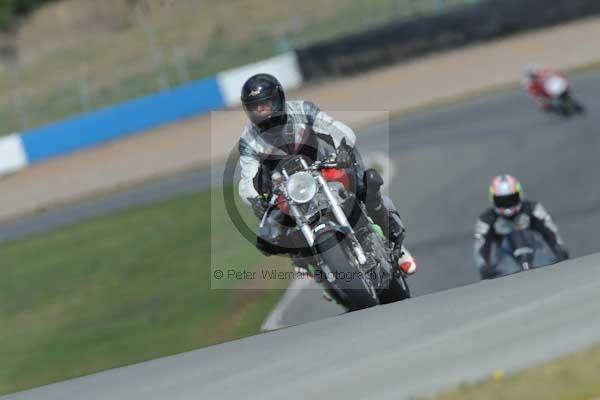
[287,172,318,204]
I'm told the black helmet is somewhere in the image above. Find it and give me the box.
[241,73,287,130]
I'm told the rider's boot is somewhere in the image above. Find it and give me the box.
[365,177,417,275]
[373,206,417,275]
[395,244,417,275]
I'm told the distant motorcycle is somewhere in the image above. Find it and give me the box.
[528,73,585,117]
[481,216,559,279]
[262,154,410,311]
[544,75,585,116]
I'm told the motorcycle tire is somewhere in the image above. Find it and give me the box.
[378,272,411,304]
[316,231,379,311]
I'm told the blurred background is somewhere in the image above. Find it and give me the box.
[1,0,600,396]
[0,0,477,134]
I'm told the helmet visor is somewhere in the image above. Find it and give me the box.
[244,98,274,112]
[493,193,521,209]
[242,93,285,127]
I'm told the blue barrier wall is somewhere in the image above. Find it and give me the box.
[21,77,224,165]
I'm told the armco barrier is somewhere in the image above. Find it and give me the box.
[217,52,303,107]
[296,0,600,80]
[4,0,597,174]
[21,77,224,165]
[0,134,27,175]
[0,51,303,175]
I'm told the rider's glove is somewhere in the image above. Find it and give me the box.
[335,141,354,168]
[248,195,268,220]
[553,244,570,261]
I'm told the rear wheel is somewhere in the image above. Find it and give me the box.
[316,231,378,311]
[379,272,411,304]
[364,227,411,304]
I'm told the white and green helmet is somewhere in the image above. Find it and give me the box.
[489,174,524,217]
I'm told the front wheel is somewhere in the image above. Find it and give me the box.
[568,98,585,114]
[560,95,585,116]
[316,231,378,311]
[559,101,574,117]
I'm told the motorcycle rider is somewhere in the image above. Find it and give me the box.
[237,73,417,276]
[522,64,575,111]
[474,174,570,279]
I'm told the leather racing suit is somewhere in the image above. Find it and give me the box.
[474,200,569,278]
[238,100,416,275]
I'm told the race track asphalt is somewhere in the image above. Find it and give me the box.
[277,69,600,326]
[2,69,600,399]
[4,256,600,400]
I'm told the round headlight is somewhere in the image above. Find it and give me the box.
[287,172,318,204]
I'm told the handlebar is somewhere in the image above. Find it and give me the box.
[310,160,339,170]
[268,155,340,198]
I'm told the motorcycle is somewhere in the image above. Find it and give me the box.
[482,215,559,279]
[260,154,411,311]
[541,74,585,117]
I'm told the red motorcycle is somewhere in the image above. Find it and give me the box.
[526,70,585,117]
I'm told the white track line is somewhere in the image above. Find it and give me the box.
[260,278,313,331]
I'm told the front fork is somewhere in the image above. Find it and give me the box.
[293,159,368,265]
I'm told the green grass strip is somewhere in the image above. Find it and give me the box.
[0,189,285,395]
[431,345,600,400]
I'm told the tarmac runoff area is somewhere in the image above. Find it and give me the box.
[1,68,600,399]
[2,18,600,400]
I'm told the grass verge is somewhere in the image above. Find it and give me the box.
[430,345,600,400]
[0,188,286,395]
